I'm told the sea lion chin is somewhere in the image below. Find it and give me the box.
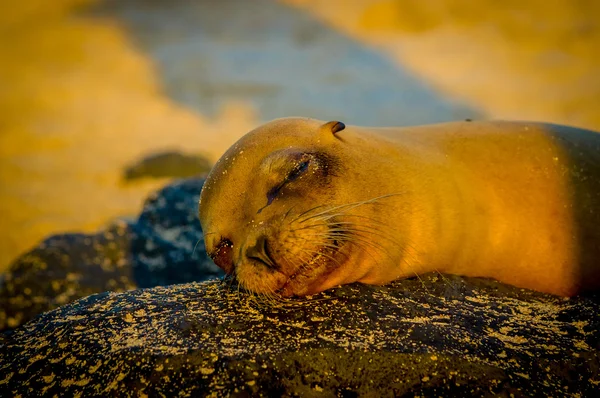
[199,117,600,297]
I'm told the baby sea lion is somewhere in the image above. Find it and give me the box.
[199,118,600,297]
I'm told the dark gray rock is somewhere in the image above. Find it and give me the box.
[130,177,221,288]
[1,275,598,396]
[0,223,135,330]
[123,151,212,181]
[0,178,222,331]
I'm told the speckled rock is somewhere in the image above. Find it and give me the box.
[0,178,221,331]
[1,275,598,396]
[0,223,135,331]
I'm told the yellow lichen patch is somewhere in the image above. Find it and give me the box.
[88,360,103,374]
[486,329,528,346]
[573,340,591,351]
[65,356,78,365]
[200,367,215,375]
[123,313,135,323]
[60,377,92,387]
[0,371,14,385]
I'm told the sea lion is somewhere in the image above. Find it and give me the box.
[198,118,600,297]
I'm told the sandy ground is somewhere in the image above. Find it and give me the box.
[0,0,598,270]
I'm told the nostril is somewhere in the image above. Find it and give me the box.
[209,238,234,274]
[245,235,276,269]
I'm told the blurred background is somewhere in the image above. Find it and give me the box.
[1,0,598,271]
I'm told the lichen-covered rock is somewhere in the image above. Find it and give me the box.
[1,275,598,396]
[0,222,136,331]
[0,178,221,331]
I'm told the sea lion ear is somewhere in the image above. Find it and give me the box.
[320,121,346,136]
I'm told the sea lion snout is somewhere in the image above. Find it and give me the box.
[244,234,277,269]
[207,237,234,275]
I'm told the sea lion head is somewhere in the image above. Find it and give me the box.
[199,117,404,297]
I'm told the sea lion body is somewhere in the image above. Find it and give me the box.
[199,118,600,297]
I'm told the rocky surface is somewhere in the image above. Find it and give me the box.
[0,178,221,331]
[1,275,598,396]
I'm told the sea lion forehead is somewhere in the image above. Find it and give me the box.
[204,118,319,187]
[240,117,347,145]
[204,117,343,183]
[198,117,341,227]
[245,117,325,142]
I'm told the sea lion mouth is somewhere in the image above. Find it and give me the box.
[275,228,345,296]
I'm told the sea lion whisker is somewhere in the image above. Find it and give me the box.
[290,220,383,233]
[329,234,390,263]
[255,293,269,309]
[331,225,403,249]
[310,250,345,271]
[227,274,239,292]
[294,247,345,276]
[324,235,385,267]
[247,285,270,308]
[327,231,387,252]
[260,289,280,307]
[334,213,393,228]
[294,239,352,265]
[294,194,403,224]
[277,248,317,287]
[192,239,202,257]
[289,221,353,233]
[298,228,387,265]
[322,218,404,247]
[282,205,298,221]
[324,228,399,265]
[413,272,431,293]
[296,227,389,257]
[221,274,238,294]
[298,204,392,225]
[324,225,400,251]
[292,203,357,224]
[235,280,244,306]
[281,245,314,269]
[434,270,457,293]
[294,203,334,220]
[293,245,342,267]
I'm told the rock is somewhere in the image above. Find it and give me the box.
[123,151,212,181]
[1,275,598,396]
[0,178,222,331]
[130,177,221,288]
[0,223,135,331]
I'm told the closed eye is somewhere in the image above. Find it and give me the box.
[287,159,310,182]
[264,159,311,209]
